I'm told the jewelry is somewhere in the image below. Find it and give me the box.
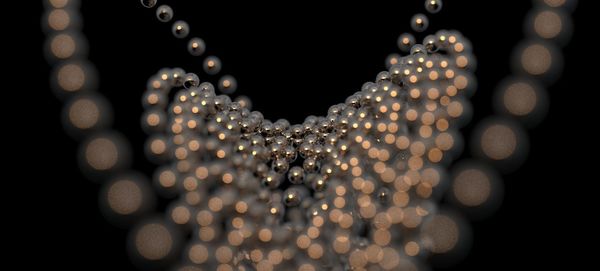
[43,0,577,270]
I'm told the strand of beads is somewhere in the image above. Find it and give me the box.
[139,24,477,269]
[445,0,578,222]
[139,0,238,96]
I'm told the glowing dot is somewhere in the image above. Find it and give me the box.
[421,215,459,254]
[521,44,552,75]
[68,98,100,129]
[135,223,173,260]
[49,0,69,8]
[307,243,323,259]
[535,10,563,39]
[51,33,76,59]
[481,124,517,160]
[405,241,420,256]
[503,82,538,116]
[171,206,191,224]
[57,63,85,92]
[158,170,176,188]
[544,0,566,7]
[258,228,272,242]
[453,168,492,207]
[189,244,209,264]
[85,137,119,170]
[48,9,70,30]
[107,179,142,215]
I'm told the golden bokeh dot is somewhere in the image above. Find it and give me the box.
[68,98,100,129]
[150,139,166,155]
[298,263,316,271]
[543,0,566,7]
[49,0,69,8]
[51,34,76,59]
[453,169,492,207]
[481,124,517,160]
[256,260,272,271]
[48,9,70,30]
[447,101,464,118]
[405,241,420,256]
[379,247,400,270]
[258,228,272,242]
[216,246,233,263]
[107,179,142,215]
[227,230,244,246]
[159,170,176,188]
[196,210,213,226]
[268,250,283,265]
[58,63,85,92]
[297,234,311,249]
[171,206,191,224]
[333,235,351,254]
[366,244,383,263]
[189,244,209,264]
[85,137,119,170]
[402,207,422,228]
[535,10,563,39]
[503,82,538,116]
[307,243,324,259]
[521,44,552,75]
[349,249,368,268]
[135,223,173,260]
[421,215,460,254]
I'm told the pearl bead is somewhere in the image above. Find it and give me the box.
[218,75,237,94]
[203,56,222,75]
[411,14,429,32]
[187,37,205,56]
[425,0,443,14]
[288,166,304,184]
[155,5,173,22]
[140,0,157,8]
[172,20,189,39]
[183,73,199,89]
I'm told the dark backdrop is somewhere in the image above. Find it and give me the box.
[34,0,588,270]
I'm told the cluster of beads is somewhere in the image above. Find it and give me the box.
[140,22,477,268]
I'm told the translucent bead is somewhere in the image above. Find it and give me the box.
[288,166,304,184]
[283,188,302,207]
[303,157,320,173]
[218,75,237,94]
[425,0,443,14]
[187,37,205,56]
[172,20,189,39]
[155,5,173,22]
[170,68,185,87]
[262,171,282,189]
[203,56,222,75]
[411,14,429,32]
[272,158,290,174]
[183,73,199,89]
[140,0,157,8]
[398,33,416,52]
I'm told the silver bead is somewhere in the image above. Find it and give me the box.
[187,37,205,56]
[288,166,304,184]
[140,0,157,8]
[411,14,429,32]
[155,5,173,22]
[425,0,443,14]
[172,20,189,39]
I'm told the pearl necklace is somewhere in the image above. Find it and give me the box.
[43,0,577,270]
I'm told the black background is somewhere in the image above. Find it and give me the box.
[32,0,590,270]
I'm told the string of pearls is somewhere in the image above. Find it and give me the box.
[136,1,485,270]
[43,0,578,270]
[139,0,240,95]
